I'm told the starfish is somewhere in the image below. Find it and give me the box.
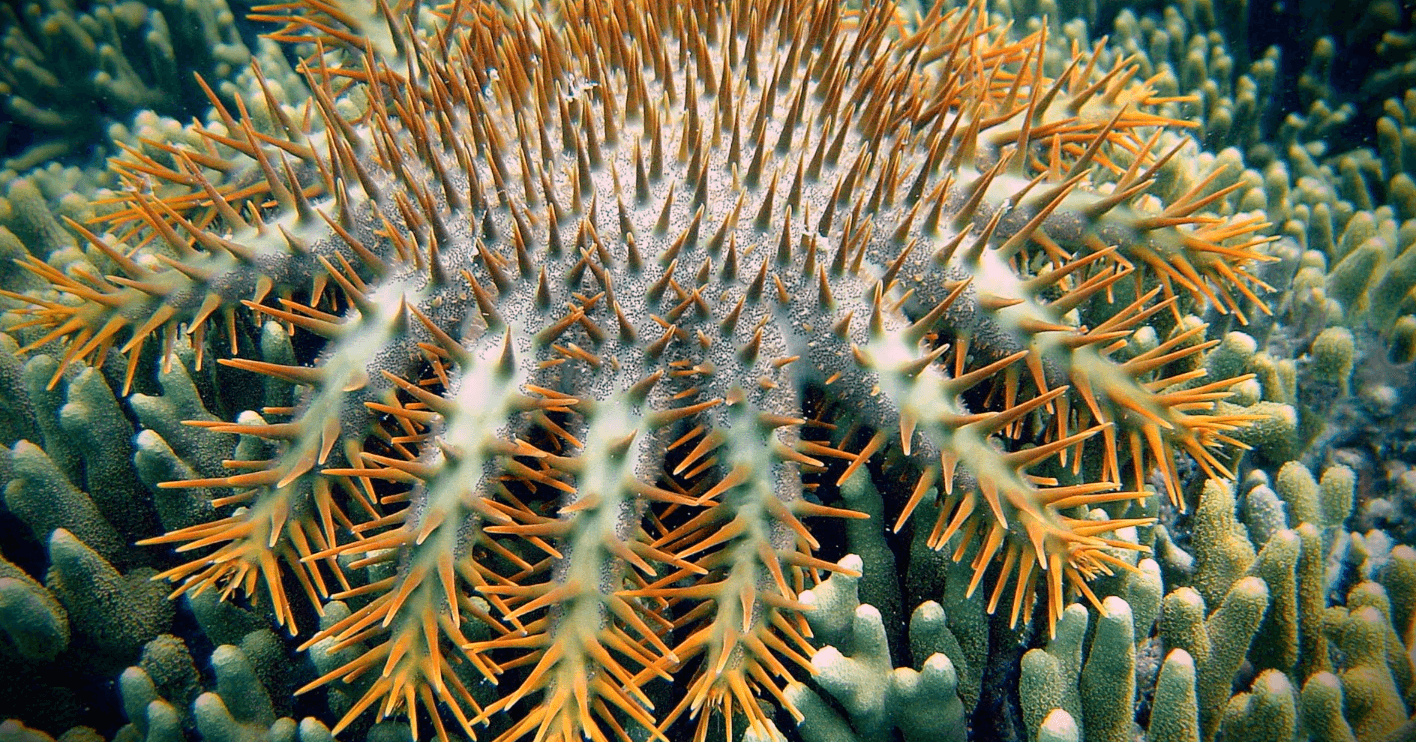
[5,0,1275,739]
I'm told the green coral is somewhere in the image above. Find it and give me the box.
[1191,480,1258,607]
[1218,669,1298,742]
[789,554,967,742]
[1148,649,1201,742]
[1079,597,1136,742]
[0,0,252,169]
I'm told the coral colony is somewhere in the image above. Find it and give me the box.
[0,1,1413,742]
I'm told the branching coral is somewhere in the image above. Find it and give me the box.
[0,0,255,170]
[2,0,1288,739]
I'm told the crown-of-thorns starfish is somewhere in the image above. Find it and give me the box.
[5,0,1276,739]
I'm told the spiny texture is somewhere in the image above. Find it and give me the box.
[6,0,1277,739]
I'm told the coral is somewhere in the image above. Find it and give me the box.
[1333,605,1409,741]
[1037,709,1081,742]
[1306,326,1355,394]
[1276,460,1322,529]
[117,633,336,742]
[1147,648,1201,742]
[957,5,1416,518]
[1079,596,1136,742]
[1021,603,1090,740]
[1217,669,1297,742]
[790,554,967,742]
[1189,479,1256,607]
[1195,575,1269,739]
[987,0,1299,165]
[1259,86,1416,375]
[1006,480,1412,742]
[1300,671,1360,742]
[0,0,253,170]
[0,553,67,664]
[1247,529,1301,675]
[1320,464,1357,528]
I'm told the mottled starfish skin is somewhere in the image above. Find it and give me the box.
[8,0,1275,739]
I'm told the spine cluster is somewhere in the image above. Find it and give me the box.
[6,0,1280,739]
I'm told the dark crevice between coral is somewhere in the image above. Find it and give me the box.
[972,610,1031,742]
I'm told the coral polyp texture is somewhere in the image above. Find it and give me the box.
[4,0,1282,739]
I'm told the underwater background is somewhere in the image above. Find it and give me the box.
[1,0,1416,741]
